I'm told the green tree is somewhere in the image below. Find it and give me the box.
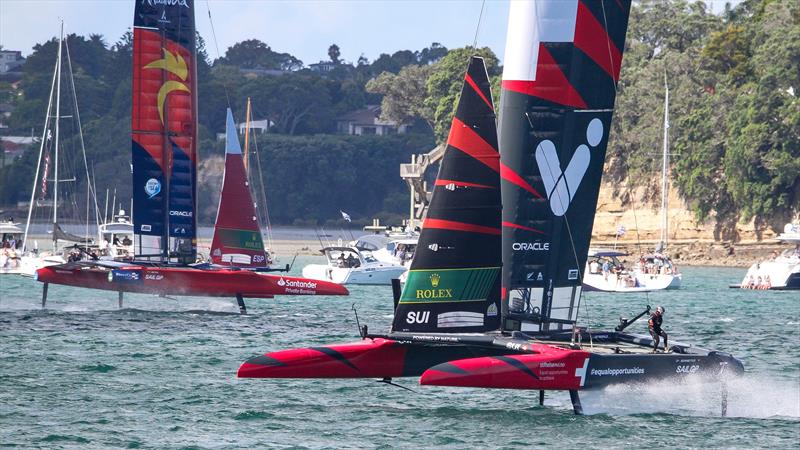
[328,44,341,64]
[366,64,433,130]
[424,47,499,142]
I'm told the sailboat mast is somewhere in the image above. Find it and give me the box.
[660,73,669,249]
[53,22,64,250]
[22,32,60,253]
[244,97,251,173]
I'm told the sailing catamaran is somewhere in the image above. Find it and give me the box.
[238,0,742,415]
[34,0,347,311]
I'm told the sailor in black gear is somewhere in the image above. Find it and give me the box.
[648,305,669,352]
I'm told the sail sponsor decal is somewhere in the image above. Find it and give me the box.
[276,277,318,294]
[399,267,500,304]
[590,367,645,377]
[145,178,161,198]
[109,269,143,283]
[437,311,484,328]
[535,118,604,216]
[142,0,190,8]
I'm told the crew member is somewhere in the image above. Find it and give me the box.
[648,306,669,352]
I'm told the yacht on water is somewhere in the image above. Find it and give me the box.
[237,1,742,416]
[354,233,418,268]
[98,209,134,260]
[583,249,681,292]
[0,221,25,274]
[734,223,800,290]
[302,244,407,285]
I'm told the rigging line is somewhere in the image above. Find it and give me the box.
[471,0,487,49]
[204,0,231,108]
[64,34,102,234]
[249,106,275,257]
[600,0,620,94]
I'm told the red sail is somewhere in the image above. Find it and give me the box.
[210,109,269,268]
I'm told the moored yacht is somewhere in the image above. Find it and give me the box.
[734,223,800,290]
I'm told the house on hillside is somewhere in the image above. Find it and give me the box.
[336,105,407,136]
[308,61,336,74]
[239,65,290,78]
[215,118,274,140]
[1,136,38,162]
[0,51,25,74]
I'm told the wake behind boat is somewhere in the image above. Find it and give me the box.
[238,1,742,415]
[35,0,347,311]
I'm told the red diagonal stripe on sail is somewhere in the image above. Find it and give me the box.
[424,218,501,236]
[435,179,496,189]
[575,1,623,81]
[502,221,545,235]
[501,45,587,109]
[465,73,494,111]
[500,162,543,199]
[447,117,500,172]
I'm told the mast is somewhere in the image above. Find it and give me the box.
[244,97,251,173]
[52,22,64,251]
[659,73,669,250]
[22,30,60,253]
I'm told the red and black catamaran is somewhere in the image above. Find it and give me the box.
[238,0,742,414]
[35,0,347,311]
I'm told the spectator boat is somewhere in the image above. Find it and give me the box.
[732,223,800,290]
[302,245,407,285]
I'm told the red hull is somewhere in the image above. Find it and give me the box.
[238,338,408,378]
[35,262,348,297]
[419,346,590,390]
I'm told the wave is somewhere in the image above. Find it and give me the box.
[580,373,800,418]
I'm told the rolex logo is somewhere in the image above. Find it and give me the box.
[430,273,441,288]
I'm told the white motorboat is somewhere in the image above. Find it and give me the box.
[98,209,134,260]
[355,233,418,268]
[633,252,682,289]
[302,245,407,285]
[0,221,26,274]
[734,223,800,290]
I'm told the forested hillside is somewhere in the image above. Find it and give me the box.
[0,0,797,239]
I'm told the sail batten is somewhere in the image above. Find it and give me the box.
[499,0,632,332]
[391,57,501,334]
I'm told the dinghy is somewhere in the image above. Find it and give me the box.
[35,0,347,311]
[238,0,742,414]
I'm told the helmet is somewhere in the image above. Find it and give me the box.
[656,306,665,314]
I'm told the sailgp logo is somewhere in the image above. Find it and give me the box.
[535,118,604,216]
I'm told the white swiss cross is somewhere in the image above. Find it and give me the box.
[574,356,590,387]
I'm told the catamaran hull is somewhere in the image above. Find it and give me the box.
[420,349,741,390]
[35,262,349,297]
[238,332,743,391]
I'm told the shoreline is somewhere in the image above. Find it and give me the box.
[22,233,783,268]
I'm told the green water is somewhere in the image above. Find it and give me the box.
[1,260,798,448]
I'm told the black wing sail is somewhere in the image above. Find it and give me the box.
[498,0,632,332]
[391,57,501,333]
